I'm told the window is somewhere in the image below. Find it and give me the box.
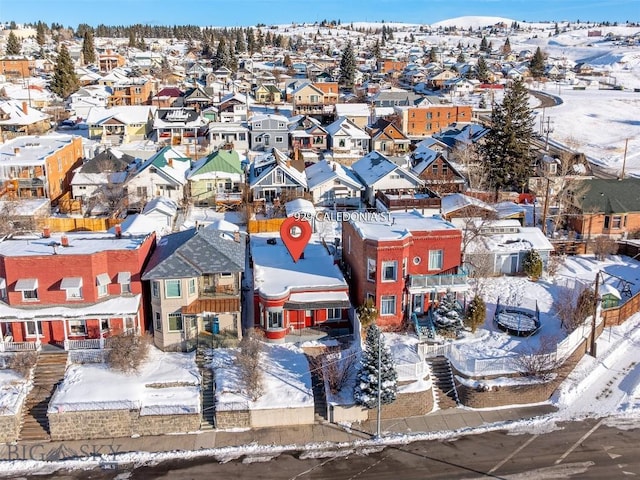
[442,164,449,176]
[380,295,396,316]
[382,261,397,282]
[413,256,422,265]
[402,258,407,277]
[219,272,233,278]
[96,273,110,297]
[274,169,284,184]
[117,272,131,294]
[152,281,160,298]
[275,136,284,143]
[206,182,214,192]
[429,249,443,270]
[327,308,342,320]
[25,321,44,337]
[0,277,6,301]
[612,216,622,229]
[15,278,39,302]
[431,164,439,175]
[188,278,196,295]
[604,216,610,229]
[168,313,183,331]
[367,258,376,282]
[267,310,283,329]
[68,320,87,336]
[154,312,162,331]
[101,319,110,331]
[165,279,182,298]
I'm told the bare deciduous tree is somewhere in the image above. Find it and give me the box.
[324,346,357,395]
[512,335,564,381]
[237,329,264,401]
[106,332,151,373]
[553,284,594,332]
[593,236,618,261]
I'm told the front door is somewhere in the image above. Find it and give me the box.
[305,310,313,327]
[413,294,424,315]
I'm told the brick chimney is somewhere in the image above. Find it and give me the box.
[43,227,50,238]
[13,147,20,156]
[21,101,28,115]
[61,235,69,247]
[233,230,240,243]
[115,224,122,238]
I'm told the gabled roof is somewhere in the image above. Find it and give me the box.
[142,225,246,280]
[79,148,134,174]
[85,106,156,126]
[0,100,49,126]
[142,196,178,216]
[305,159,364,191]
[324,116,369,139]
[135,146,191,185]
[351,150,422,186]
[572,178,640,214]
[187,149,242,180]
[249,148,307,188]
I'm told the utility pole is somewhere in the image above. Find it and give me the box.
[376,328,382,439]
[543,116,553,151]
[590,271,600,357]
[620,138,629,179]
[541,177,551,235]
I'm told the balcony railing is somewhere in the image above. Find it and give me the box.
[409,271,468,290]
[375,190,441,210]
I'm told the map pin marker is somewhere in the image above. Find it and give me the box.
[280,216,312,263]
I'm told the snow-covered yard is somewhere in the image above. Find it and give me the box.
[0,368,30,416]
[211,343,313,411]
[48,347,200,415]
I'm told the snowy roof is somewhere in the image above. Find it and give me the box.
[142,196,178,216]
[0,134,79,167]
[85,105,156,126]
[324,116,370,139]
[135,146,191,185]
[0,231,150,257]
[334,103,370,117]
[0,295,141,321]
[304,159,364,191]
[187,149,242,180]
[49,348,200,414]
[350,210,459,241]
[351,150,421,186]
[0,100,49,126]
[251,233,347,299]
[285,198,316,217]
[470,226,554,254]
[440,193,495,216]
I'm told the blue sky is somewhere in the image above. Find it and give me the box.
[0,0,638,27]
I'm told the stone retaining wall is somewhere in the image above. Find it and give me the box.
[0,414,19,443]
[48,409,200,441]
[367,388,433,421]
[215,410,251,429]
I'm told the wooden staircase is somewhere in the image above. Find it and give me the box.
[427,356,459,410]
[19,352,68,441]
[196,344,216,430]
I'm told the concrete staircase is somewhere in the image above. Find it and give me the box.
[19,351,68,441]
[427,356,459,410]
[196,346,215,430]
[306,354,327,422]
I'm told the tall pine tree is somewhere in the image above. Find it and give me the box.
[529,47,546,79]
[476,56,490,83]
[339,41,356,89]
[36,22,46,47]
[502,37,512,55]
[481,78,535,193]
[82,30,96,65]
[50,44,79,99]
[6,31,21,56]
[354,325,398,409]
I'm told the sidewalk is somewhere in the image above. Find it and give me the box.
[0,404,557,462]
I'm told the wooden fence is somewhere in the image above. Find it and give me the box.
[247,218,286,234]
[37,217,123,232]
[602,291,640,326]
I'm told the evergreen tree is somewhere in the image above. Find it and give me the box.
[428,46,438,63]
[529,47,546,79]
[372,39,381,60]
[82,30,96,65]
[36,22,46,47]
[465,295,486,333]
[339,41,356,89]
[477,56,490,83]
[502,37,511,55]
[6,31,21,55]
[479,36,488,52]
[211,37,228,71]
[128,29,136,48]
[481,78,535,192]
[456,51,466,63]
[50,44,79,99]
[354,325,397,409]
[433,290,463,330]
[523,249,543,280]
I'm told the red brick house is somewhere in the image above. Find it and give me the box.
[0,228,155,351]
[251,233,351,342]
[342,211,468,329]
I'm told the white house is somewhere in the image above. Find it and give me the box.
[249,148,307,203]
[324,117,370,156]
[351,150,424,206]
[305,159,364,208]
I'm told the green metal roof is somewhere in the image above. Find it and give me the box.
[190,149,242,176]
[576,178,640,214]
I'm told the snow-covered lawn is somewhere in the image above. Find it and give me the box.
[48,347,200,415]
[0,369,30,416]
[211,343,313,411]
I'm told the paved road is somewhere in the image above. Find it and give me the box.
[36,417,639,480]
